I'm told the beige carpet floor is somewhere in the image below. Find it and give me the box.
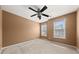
[0,39,78,54]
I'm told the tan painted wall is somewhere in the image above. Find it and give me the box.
[77,10,79,48]
[2,10,40,47]
[41,12,76,46]
[0,10,2,48]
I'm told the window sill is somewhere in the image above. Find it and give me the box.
[54,37,66,39]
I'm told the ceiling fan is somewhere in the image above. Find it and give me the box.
[28,5,49,19]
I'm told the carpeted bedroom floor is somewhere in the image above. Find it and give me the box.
[0,39,78,54]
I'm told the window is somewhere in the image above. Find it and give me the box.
[53,19,66,39]
[41,23,47,36]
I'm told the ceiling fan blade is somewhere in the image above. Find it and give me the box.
[29,7,37,12]
[42,13,49,17]
[40,6,47,12]
[31,14,37,17]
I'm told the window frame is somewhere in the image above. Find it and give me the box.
[41,23,47,37]
[53,18,66,39]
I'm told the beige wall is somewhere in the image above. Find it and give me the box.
[41,12,76,46]
[77,10,79,48]
[0,9,77,47]
[2,10,40,47]
[0,10,2,48]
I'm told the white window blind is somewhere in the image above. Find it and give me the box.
[41,23,47,36]
[53,19,66,39]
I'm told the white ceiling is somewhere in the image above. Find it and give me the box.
[1,5,79,23]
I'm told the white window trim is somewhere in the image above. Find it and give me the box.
[41,23,47,36]
[53,18,66,39]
